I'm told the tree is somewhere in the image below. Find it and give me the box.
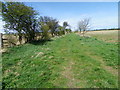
[40,22,50,40]
[39,16,59,37]
[63,21,69,34]
[66,29,72,33]
[57,26,65,36]
[63,21,69,29]
[48,18,59,37]
[2,2,38,43]
[78,18,91,36]
[38,17,51,40]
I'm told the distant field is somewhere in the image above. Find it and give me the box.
[86,30,118,43]
[2,33,118,88]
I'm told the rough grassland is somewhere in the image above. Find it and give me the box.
[2,33,118,88]
[86,30,118,43]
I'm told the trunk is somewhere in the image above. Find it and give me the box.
[83,30,85,37]
[18,34,22,45]
[52,33,54,37]
[25,31,35,43]
[51,29,54,37]
[28,34,35,42]
[80,29,81,33]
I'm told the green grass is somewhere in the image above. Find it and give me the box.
[2,33,118,88]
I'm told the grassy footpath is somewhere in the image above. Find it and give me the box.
[2,33,118,88]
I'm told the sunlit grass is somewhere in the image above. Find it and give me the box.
[2,33,118,88]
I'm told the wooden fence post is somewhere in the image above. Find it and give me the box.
[0,33,2,49]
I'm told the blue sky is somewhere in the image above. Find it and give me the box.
[25,2,118,30]
[0,2,118,33]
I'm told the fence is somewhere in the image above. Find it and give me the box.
[0,33,2,49]
[0,33,43,49]
[0,31,69,49]
[0,33,26,48]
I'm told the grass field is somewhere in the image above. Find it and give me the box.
[86,30,118,43]
[2,31,118,88]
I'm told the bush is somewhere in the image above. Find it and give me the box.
[41,24,50,40]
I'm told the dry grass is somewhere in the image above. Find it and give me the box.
[85,30,118,43]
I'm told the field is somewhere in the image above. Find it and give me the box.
[2,30,118,88]
[86,30,118,43]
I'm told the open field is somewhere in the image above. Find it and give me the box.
[2,32,118,88]
[86,30,119,43]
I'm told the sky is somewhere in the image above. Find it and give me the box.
[0,1,118,33]
[1,0,119,2]
[25,2,118,30]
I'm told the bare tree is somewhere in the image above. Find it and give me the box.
[78,18,91,36]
